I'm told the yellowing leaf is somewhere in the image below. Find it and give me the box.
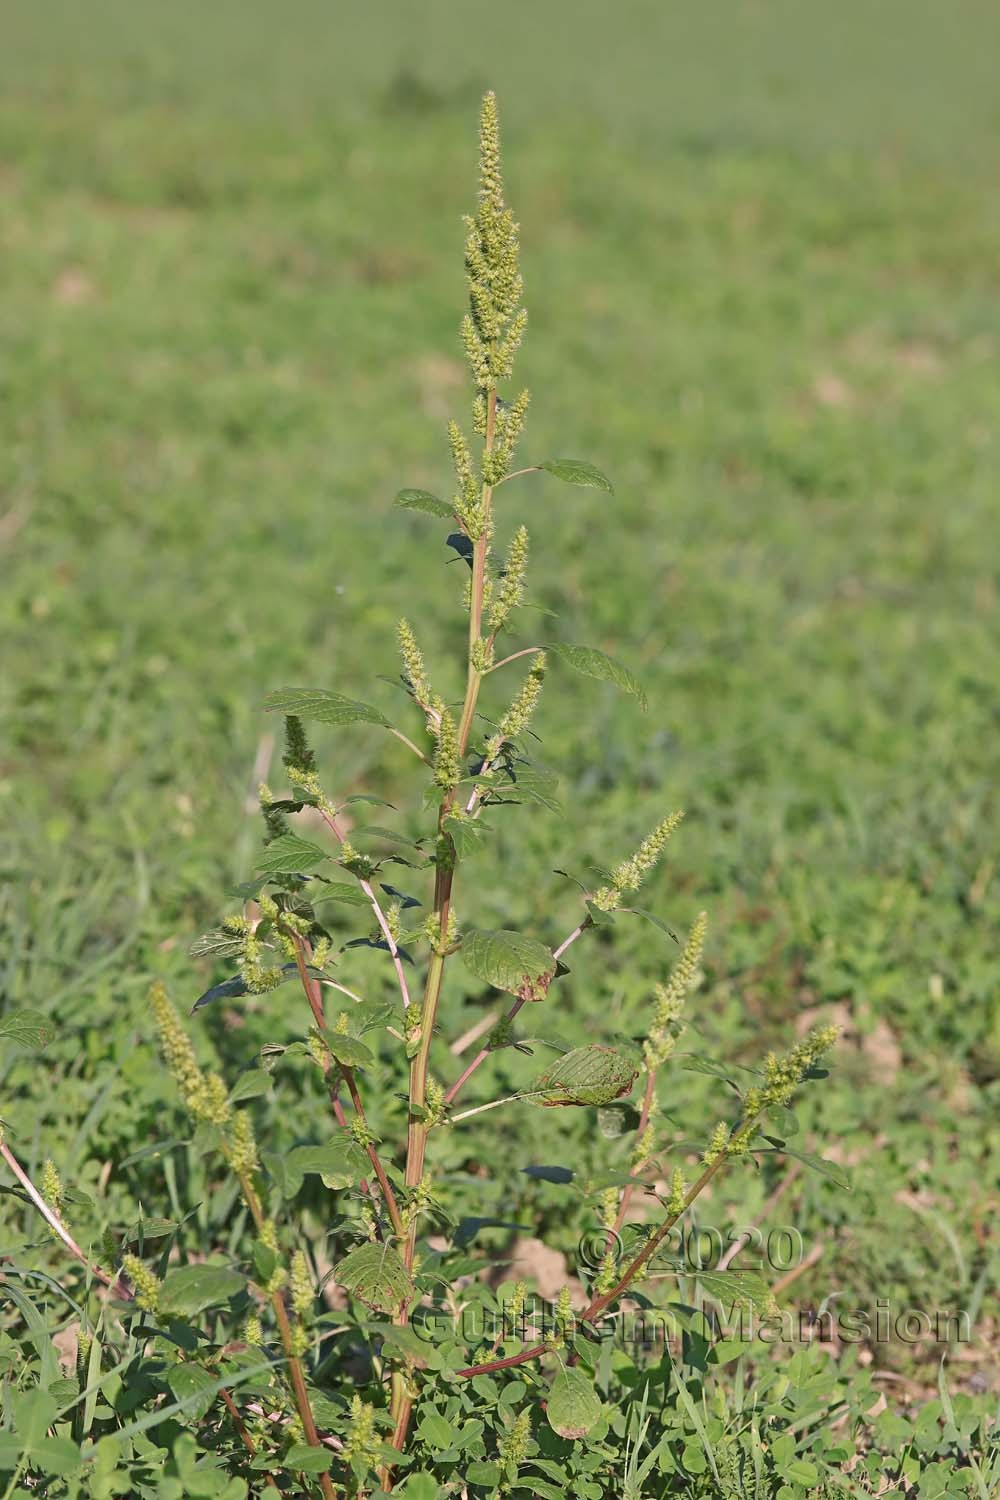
[546,1367,602,1439]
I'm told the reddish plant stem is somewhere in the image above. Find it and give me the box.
[387,391,499,1470]
[236,1169,336,1500]
[456,1150,733,1379]
[219,1388,281,1491]
[341,1067,404,1239]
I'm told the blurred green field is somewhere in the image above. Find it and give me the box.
[2,0,999,1488]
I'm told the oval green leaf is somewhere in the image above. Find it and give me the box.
[336,1242,413,1314]
[539,459,614,495]
[159,1264,245,1318]
[546,1366,602,1439]
[533,1045,638,1108]
[547,643,646,709]
[460,929,556,1001]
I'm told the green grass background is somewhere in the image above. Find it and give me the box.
[2,0,999,1454]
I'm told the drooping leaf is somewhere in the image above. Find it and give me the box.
[336,1242,413,1313]
[539,458,614,495]
[445,531,475,568]
[192,975,250,1010]
[520,1164,575,1184]
[547,643,646,709]
[460,929,556,1001]
[395,488,454,519]
[0,1010,55,1049]
[624,907,679,942]
[263,688,389,728]
[546,1366,603,1439]
[255,833,330,875]
[758,1145,851,1191]
[159,1264,245,1317]
[533,1045,638,1107]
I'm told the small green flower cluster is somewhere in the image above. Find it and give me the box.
[487,524,529,638]
[433,708,461,789]
[342,1395,381,1470]
[40,1159,64,1236]
[592,811,684,912]
[398,618,443,736]
[484,651,546,761]
[151,983,232,1126]
[123,1252,161,1315]
[497,1406,531,1490]
[481,389,530,486]
[289,1249,313,1356]
[461,91,526,391]
[727,1024,839,1155]
[219,910,284,994]
[643,911,707,1070]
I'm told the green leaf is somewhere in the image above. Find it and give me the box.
[465,1462,501,1487]
[229,1069,272,1104]
[547,643,646,709]
[312,882,371,908]
[533,1044,638,1107]
[32,1436,83,1476]
[288,1136,369,1190]
[760,1145,851,1191]
[395,489,454,519]
[263,688,389,728]
[285,1443,334,1473]
[336,1242,413,1314]
[694,1270,775,1313]
[0,1010,55,1049]
[12,1388,57,1446]
[255,833,330,875]
[709,1339,747,1365]
[539,458,614,495]
[159,1264,245,1317]
[166,1364,218,1422]
[460,929,556,1001]
[417,1411,455,1449]
[442,814,487,858]
[189,929,246,962]
[546,1367,602,1439]
[784,1460,820,1486]
[323,1032,375,1069]
[402,1476,441,1500]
